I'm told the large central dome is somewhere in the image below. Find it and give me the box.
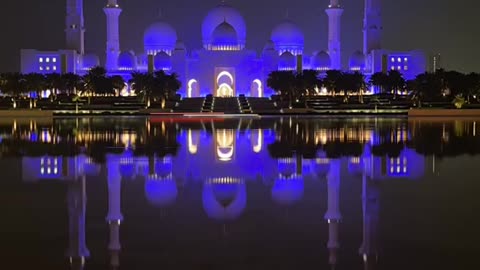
[202,3,246,49]
[271,19,304,55]
[144,21,177,55]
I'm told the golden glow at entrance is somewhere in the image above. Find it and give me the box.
[217,83,234,97]
[216,70,234,97]
[216,129,235,161]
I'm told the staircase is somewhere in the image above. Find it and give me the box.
[201,95,214,112]
[174,97,205,112]
[212,97,241,114]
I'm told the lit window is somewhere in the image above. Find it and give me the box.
[391,57,395,62]
[404,66,408,71]
[39,58,43,63]
[52,58,57,63]
[46,58,50,63]
[397,66,401,70]
[391,66,395,70]
[404,57,408,62]
[39,66,43,71]
[46,66,50,71]
[398,57,402,62]
[53,66,57,71]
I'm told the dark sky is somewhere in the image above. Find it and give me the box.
[0,0,478,73]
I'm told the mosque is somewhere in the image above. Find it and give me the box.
[20,0,426,97]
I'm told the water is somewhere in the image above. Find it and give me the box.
[0,116,479,270]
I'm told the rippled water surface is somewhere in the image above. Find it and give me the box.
[0,116,479,269]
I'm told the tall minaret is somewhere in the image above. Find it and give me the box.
[65,0,85,54]
[104,0,122,70]
[325,0,344,70]
[106,156,123,269]
[363,0,382,55]
[324,160,341,269]
[66,176,89,270]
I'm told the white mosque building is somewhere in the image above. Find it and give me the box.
[20,0,426,97]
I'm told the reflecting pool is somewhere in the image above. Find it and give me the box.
[0,116,479,269]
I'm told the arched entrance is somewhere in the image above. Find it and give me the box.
[188,79,199,97]
[215,69,235,97]
[251,79,263,97]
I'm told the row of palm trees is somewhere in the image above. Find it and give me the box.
[0,66,182,107]
[267,69,480,106]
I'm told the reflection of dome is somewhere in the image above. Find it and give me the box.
[271,19,304,55]
[82,54,100,69]
[311,51,331,71]
[117,51,136,70]
[278,158,297,177]
[349,51,365,70]
[272,176,304,206]
[145,176,177,208]
[119,150,135,179]
[212,21,238,46]
[144,21,177,54]
[278,51,296,71]
[203,178,246,221]
[154,51,172,70]
[202,3,246,49]
[313,154,330,177]
[83,158,101,176]
[348,157,363,175]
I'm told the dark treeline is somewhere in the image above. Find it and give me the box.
[267,69,480,108]
[0,66,182,107]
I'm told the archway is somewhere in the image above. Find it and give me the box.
[187,79,199,98]
[251,79,263,97]
[216,70,235,97]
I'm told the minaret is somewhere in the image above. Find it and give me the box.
[359,172,380,270]
[66,176,89,270]
[65,0,85,54]
[104,0,122,70]
[325,0,344,70]
[106,156,123,269]
[363,0,382,55]
[324,160,341,269]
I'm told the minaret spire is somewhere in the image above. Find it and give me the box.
[325,0,343,70]
[104,0,122,70]
[65,0,85,54]
[363,0,382,55]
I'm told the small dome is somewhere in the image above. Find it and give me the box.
[175,40,186,50]
[263,40,276,51]
[144,21,177,54]
[272,176,304,206]
[145,177,178,208]
[202,3,246,48]
[312,51,331,70]
[278,51,296,70]
[212,21,238,46]
[117,51,136,69]
[154,51,172,70]
[271,19,304,54]
[82,54,100,69]
[349,51,365,70]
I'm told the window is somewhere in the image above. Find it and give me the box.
[52,58,57,63]
[404,57,408,62]
[46,66,50,71]
[391,66,395,70]
[53,66,57,71]
[398,57,402,62]
[46,58,50,63]
[391,57,395,62]
[404,66,408,71]
[39,66,43,71]
[397,66,401,70]
[39,57,43,63]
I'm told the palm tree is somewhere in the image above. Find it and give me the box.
[267,70,296,108]
[324,70,343,96]
[110,75,126,96]
[387,70,406,98]
[352,72,367,103]
[61,73,83,95]
[45,73,62,100]
[24,73,46,108]
[1,73,27,107]
[130,72,154,107]
[369,72,388,94]
[300,69,321,97]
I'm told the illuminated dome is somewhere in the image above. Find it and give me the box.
[349,51,366,71]
[311,51,331,71]
[154,51,172,70]
[202,178,246,221]
[117,51,136,70]
[82,54,100,69]
[271,19,304,55]
[212,21,238,46]
[202,3,246,49]
[278,51,296,71]
[145,176,178,208]
[144,21,177,55]
[272,176,304,206]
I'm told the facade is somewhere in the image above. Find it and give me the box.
[20,0,427,97]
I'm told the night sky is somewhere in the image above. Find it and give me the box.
[0,0,478,73]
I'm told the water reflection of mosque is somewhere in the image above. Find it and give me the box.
[20,122,428,269]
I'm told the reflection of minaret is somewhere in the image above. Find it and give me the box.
[324,160,341,269]
[66,176,89,270]
[359,172,380,270]
[107,157,123,269]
